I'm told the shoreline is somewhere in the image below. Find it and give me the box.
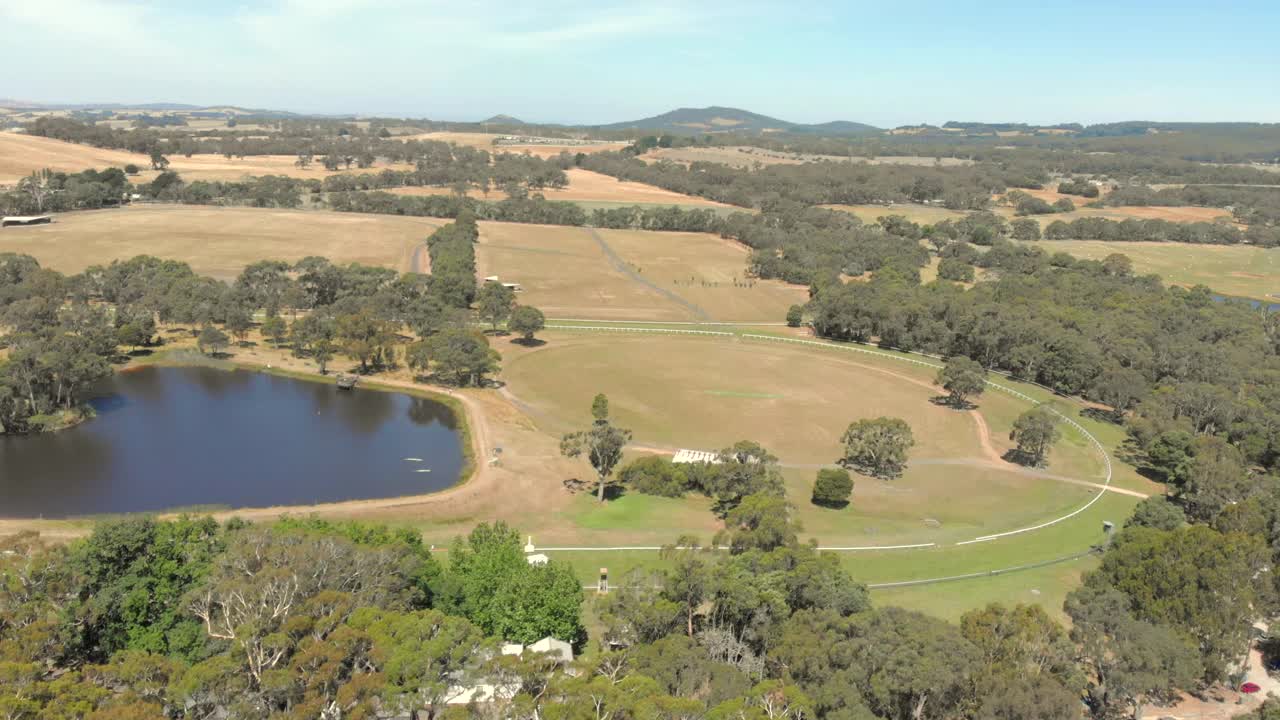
[1,345,490,528]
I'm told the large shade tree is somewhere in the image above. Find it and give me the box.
[560,393,633,502]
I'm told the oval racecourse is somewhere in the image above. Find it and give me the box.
[495,328,1153,617]
[503,332,1130,548]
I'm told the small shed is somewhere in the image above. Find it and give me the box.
[2,216,53,227]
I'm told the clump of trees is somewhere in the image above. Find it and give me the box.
[840,417,915,478]
[1058,177,1101,197]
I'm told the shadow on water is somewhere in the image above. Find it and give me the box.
[0,366,465,518]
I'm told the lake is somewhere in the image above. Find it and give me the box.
[0,366,466,518]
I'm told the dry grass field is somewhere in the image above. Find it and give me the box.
[474,222,804,321]
[647,146,972,168]
[502,333,1102,545]
[0,205,444,279]
[0,132,151,183]
[827,198,1235,227]
[400,131,627,158]
[0,131,418,184]
[388,168,732,208]
[1019,239,1280,300]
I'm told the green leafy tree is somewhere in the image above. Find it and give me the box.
[1010,217,1042,241]
[786,304,804,327]
[491,562,585,645]
[426,328,499,386]
[260,315,288,348]
[718,492,797,553]
[508,305,546,343]
[936,355,987,408]
[476,282,516,330]
[1124,496,1185,531]
[1065,584,1199,719]
[561,393,632,502]
[1093,525,1269,681]
[840,417,915,479]
[223,309,253,344]
[811,467,853,507]
[705,440,785,515]
[196,324,228,356]
[1010,406,1061,466]
[354,607,488,719]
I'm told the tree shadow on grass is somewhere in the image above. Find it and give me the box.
[511,337,546,348]
[1002,448,1045,468]
[1082,407,1123,425]
[810,498,850,510]
[929,394,976,411]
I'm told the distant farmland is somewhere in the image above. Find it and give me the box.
[647,145,974,168]
[1018,239,1280,301]
[0,131,417,184]
[388,168,733,208]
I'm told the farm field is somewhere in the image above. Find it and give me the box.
[646,145,973,168]
[475,223,805,322]
[1020,239,1280,300]
[0,205,445,279]
[826,198,1234,227]
[388,167,733,208]
[0,131,417,184]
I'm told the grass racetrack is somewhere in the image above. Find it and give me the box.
[503,333,1115,547]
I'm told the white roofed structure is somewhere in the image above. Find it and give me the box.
[672,449,721,464]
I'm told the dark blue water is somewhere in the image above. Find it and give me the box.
[0,366,465,517]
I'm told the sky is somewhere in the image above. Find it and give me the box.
[2,0,1278,127]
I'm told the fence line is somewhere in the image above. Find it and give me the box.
[545,324,734,337]
[735,334,1115,545]
[865,549,1098,589]
[539,542,937,552]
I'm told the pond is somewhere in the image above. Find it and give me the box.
[0,366,466,518]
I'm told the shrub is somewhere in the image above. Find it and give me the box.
[936,257,975,282]
[617,456,690,498]
[785,304,804,327]
[812,468,853,507]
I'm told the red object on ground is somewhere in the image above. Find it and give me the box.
[1241,682,1262,694]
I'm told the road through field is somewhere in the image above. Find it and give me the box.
[586,227,710,321]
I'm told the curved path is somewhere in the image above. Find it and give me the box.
[538,324,1126,551]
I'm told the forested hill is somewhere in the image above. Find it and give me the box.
[594,106,880,135]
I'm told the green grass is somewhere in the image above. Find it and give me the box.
[870,554,1099,622]
[1018,239,1280,302]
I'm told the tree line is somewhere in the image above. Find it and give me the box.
[2,488,1271,719]
[0,214,547,433]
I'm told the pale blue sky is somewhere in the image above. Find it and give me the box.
[2,0,1277,127]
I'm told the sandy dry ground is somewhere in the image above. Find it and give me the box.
[387,168,733,207]
[0,205,444,279]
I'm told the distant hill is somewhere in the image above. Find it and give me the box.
[482,114,525,125]
[594,106,879,136]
